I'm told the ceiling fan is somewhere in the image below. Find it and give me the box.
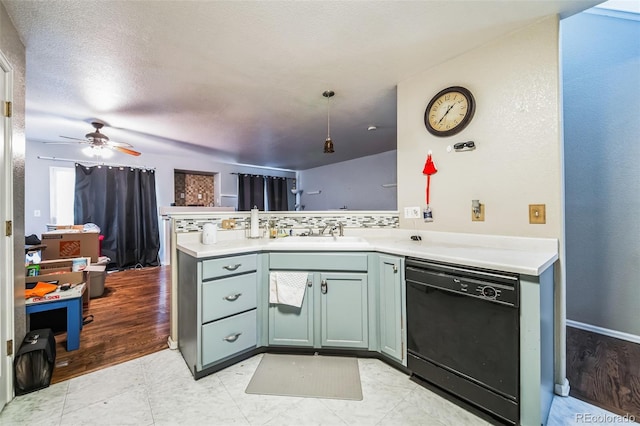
[48,121,141,157]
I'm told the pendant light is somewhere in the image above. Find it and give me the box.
[323,90,335,153]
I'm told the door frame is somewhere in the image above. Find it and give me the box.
[0,48,15,410]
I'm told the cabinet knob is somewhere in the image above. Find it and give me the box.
[307,279,313,287]
[321,280,328,294]
[223,293,242,301]
[393,265,398,273]
[222,332,242,342]
[223,263,242,271]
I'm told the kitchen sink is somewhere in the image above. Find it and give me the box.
[268,236,368,246]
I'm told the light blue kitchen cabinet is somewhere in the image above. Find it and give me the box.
[268,253,369,349]
[378,254,406,364]
[320,272,368,348]
[178,251,260,378]
[268,273,314,347]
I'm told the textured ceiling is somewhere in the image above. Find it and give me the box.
[3,0,600,170]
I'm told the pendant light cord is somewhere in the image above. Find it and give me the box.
[327,94,331,139]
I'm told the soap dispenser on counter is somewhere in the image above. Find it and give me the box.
[268,219,277,239]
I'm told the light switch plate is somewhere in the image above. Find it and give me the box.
[529,204,546,224]
[404,206,421,219]
[471,204,485,221]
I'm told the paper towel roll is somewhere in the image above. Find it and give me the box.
[202,222,217,245]
[250,208,260,238]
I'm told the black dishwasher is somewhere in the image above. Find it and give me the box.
[405,258,520,425]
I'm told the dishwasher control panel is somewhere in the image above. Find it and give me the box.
[406,258,519,307]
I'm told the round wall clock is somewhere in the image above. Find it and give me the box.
[424,86,475,137]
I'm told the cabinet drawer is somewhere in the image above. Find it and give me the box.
[202,254,257,280]
[202,273,257,323]
[201,309,257,366]
[269,253,368,271]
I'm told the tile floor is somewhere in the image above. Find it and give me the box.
[0,349,626,425]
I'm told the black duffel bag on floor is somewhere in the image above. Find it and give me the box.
[14,328,56,396]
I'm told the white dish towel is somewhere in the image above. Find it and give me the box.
[269,272,309,308]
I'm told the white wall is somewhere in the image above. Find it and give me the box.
[298,150,397,211]
[397,16,562,240]
[562,10,640,336]
[397,16,566,386]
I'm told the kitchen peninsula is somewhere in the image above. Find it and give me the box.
[170,210,558,426]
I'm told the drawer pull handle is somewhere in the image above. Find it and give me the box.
[223,293,242,301]
[223,264,242,271]
[222,332,242,342]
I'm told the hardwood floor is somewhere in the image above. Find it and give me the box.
[48,265,171,384]
[567,326,640,419]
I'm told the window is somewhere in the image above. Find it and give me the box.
[49,167,75,225]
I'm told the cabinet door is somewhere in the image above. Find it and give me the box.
[379,255,405,363]
[268,273,314,347]
[320,272,368,348]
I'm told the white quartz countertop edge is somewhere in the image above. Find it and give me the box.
[177,235,558,276]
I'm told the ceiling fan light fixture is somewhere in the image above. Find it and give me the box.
[323,90,335,154]
[83,145,112,159]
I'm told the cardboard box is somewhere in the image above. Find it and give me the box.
[55,225,84,230]
[25,270,84,286]
[25,283,86,305]
[41,231,99,262]
[27,257,90,275]
[25,271,89,308]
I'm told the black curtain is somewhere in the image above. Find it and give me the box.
[237,175,265,211]
[266,177,289,211]
[74,164,160,270]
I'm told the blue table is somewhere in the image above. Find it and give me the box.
[25,292,83,351]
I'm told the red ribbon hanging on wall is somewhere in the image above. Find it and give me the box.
[422,152,438,205]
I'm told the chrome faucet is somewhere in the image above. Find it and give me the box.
[329,223,344,237]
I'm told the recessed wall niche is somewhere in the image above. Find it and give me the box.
[174,169,216,207]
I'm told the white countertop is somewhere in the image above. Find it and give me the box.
[177,229,558,276]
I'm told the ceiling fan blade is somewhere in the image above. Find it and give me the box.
[106,140,134,148]
[112,146,141,156]
[59,135,89,142]
[44,140,89,145]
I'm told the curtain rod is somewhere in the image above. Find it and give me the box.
[38,156,155,170]
[230,172,289,179]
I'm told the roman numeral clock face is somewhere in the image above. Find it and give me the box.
[424,86,475,137]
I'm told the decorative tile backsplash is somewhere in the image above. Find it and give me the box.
[174,172,215,207]
[173,212,399,233]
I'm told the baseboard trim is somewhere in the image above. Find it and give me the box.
[167,336,178,350]
[566,320,640,345]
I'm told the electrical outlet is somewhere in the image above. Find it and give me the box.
[529,204,546,224]
[404,206,421,219]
